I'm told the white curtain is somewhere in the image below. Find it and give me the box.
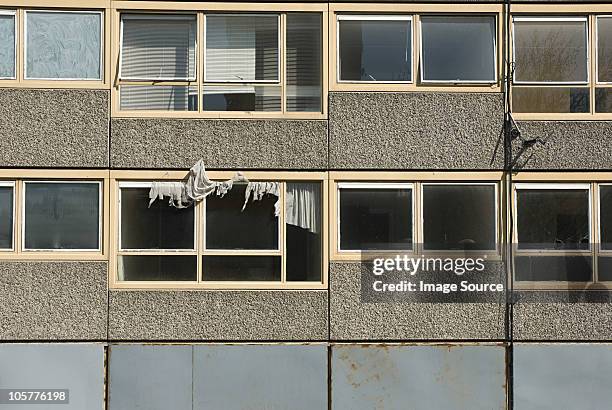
[285,182,320,234]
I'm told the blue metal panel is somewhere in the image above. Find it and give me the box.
[108,344,192,410]
[0,343,104,410]
[193,344,328,410]
[514,343,612,410]
[331,344,506,410]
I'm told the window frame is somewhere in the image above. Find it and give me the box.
[419,14,499,85]
[336,14,414,85]
[0,181,15,252]
[23,9,105,81]
[21,180,103,253]
[110,170,328,290]
[0,9,17,80]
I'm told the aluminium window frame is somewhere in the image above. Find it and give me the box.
[0,181,15,252]
[336,14,414,85]
[418,14,499,85]
[23,9,105,81]
[0,9,17,80]
[118,13,198,82]
[21,180,103,253]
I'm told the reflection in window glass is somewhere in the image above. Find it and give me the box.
[421,16,496,82]
[598,17,612,83]
[515,255,592,281]
[0,185,13,249]
[120,187,195,250]
[202,255,281,281]
[423,184,496,251]
[286,182,321,282]
[513,18,588,83]
[26,11,102,80]
[338,17,411,82]
[516,188,589,250]
[206,184,278,250]
[24,182,100,250]
[513,87,590,113]
[203,85,280,111]
[599,186,612,250]
[596,88,612,113]
[339,186,412,250]
[0,12,15,79]
[118,255,197,281]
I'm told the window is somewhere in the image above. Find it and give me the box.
[114,177,325,288]
[596,16,612,113]
[0,182,14,250]
[420,15,497,83]
[23,181,101,251]
[514,184,592,282]
[25,10,103,80]
[117,11,324,115]
[422,184,497,251]
[0,10,15,79]
[338,183,413,251]
[337,15,412,83]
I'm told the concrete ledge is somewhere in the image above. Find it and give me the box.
[0,261,108,340]
[329,92,504,170]
[109,290,328,341]
[110,118,328,169]
[0,88,109,168]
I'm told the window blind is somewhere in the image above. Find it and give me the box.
[121,15,196,80]
[120,85,197,111]
[205,14,279,82]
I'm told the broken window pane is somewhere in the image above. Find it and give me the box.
[120,187,195,250]
[339,186,413,250]
[423,184,496,251]
[286,182,322,282]
[118,255,197,281]
[516,188,589,250]
[0,185,13,249]
[24,182,100,250]
[206,184,279,250]
[202,255,281,281]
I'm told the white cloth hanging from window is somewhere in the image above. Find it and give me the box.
[285,182,320,234]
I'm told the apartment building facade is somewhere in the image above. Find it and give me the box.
[0,0,611,408]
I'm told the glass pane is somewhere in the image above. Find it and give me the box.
[120,187,195,250]
[120,85,198,111]
[26,11,102,80]
[339,18,411,82]
[118,255,196,281]
[0,186,13,249]
[0,13,15,78]
[421,16,496,82]
[206,184,278,250]
[286,13,322,112]
[339,187,412,250]
[597,257,612,281]
[598,17,612,83]
[423,185,496,251]
[24,182,100,250]
[515,255,592,281]
[516,188,589,250]
[202,255,281,281]
[599,186,612,250]
[203,85,280,111]
[121,15,196,80]
[513,19,588,83]
[286,182,321,282]
[205,15,279,82]
[512,87,589,113]
[595,88,612,113]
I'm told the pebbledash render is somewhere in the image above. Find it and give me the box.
[0,1,612,409]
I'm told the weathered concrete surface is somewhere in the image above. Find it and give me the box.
[0,261,108,340]
[329,92,504,170]
[0,88,109,167]
[110,118,328,169]
[109,290,328,340]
